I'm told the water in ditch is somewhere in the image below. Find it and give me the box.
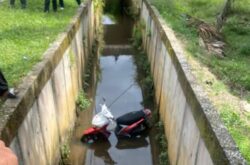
[68,6,161,165]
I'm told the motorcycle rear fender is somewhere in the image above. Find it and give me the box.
[83,127,99,135]
[120,118,144,134]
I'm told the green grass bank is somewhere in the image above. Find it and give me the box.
[0,0,80,86]
[149,0,250,162]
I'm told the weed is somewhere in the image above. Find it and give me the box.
[155,121,169,165]
[131,19,155,108]
[159,152,169,165]
[131,21,146,49]
[83,0,103,92]
[76,90,91,111]
[59,143,71,165]
[133,51,154,107]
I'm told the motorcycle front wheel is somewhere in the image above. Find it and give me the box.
[81,133,108,143]
[81,134,97,143]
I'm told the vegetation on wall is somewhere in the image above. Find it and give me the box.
[131,21,145,50]
[59,143,71,165]
[131,21,154,107]
[131,21,169,164]
[155,121,169,165]
[103,0,121,15]
[76,90,91,111]
[83,0,103,92]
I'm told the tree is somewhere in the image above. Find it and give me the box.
[216,0,234,31]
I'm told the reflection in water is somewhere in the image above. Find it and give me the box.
[103,14,134,45]
[102,15,116,25]
[86,141,117,165]
[86,133,150,165]
[115,133,149,150]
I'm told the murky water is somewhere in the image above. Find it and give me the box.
[103,14,134,45]
[85,55,153,165]
[69,8,159,165]
[69,55,155,165]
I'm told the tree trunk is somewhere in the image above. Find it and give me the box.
[216,0,233,31]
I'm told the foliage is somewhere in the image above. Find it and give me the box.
[220,108,250,162]
[93,0,104,27]
[59,143,71,165]
[131,18,155,110]
[0,0,79,87]
[103,0,120,15]
[76,90,91,111]
[125,0,140,20]
[131,21,145,49]
[155,121,169,165]
[132,48,154,107]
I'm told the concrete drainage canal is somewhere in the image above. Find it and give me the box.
[1,0,245,164]
[68,2,165,165]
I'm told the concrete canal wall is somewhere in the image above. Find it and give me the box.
[0,1,99,164]
[138,0,247,164]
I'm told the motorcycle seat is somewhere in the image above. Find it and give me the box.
[116,110,145,125]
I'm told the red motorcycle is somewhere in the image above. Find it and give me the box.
[81,104,152,143]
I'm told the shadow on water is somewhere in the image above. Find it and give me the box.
[69,1,161,164]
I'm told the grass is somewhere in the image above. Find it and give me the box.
[150,0,250,96]
[155,121,169,165]
[220,107,250,162]
[76,90,91,111]
[150,0,250,162]
[59,143,71,165]
[0,0,80,87]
